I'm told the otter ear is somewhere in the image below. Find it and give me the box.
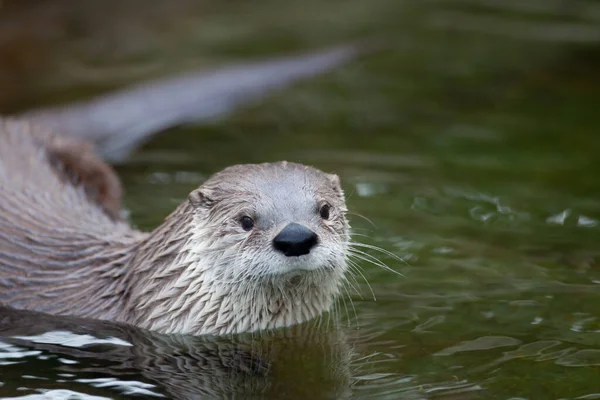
[188,188,214,208]
[326,173,342,192]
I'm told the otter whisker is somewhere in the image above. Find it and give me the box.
[348,248,404,278]
[326,300,333,331]
[332,290,342,330]
[347,212,377,227]
[347,259,376,301]
[340,277,359,330]
[349,251,403,279]
[346,226,376,233]
[341,269,362,298]
[348,241,409,266]
[347,248,388,270]
[336,258,362,298]
[313,310,323,330]
[347,232,376,240]
[337,281,352,328]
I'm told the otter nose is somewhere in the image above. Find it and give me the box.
[273,223,318,257]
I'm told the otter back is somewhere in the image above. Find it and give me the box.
[0,119,144,319]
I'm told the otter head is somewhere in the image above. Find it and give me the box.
[127,161,350,335]
[188,161,349,280]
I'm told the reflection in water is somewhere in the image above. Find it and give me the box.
[0,306,352,399]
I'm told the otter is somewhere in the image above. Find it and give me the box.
[0,120,350,335]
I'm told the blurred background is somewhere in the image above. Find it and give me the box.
[1,0,600,398]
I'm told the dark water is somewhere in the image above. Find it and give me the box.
[2,0,600,398]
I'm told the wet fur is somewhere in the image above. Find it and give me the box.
[0,124,349,335]
[119,163,350,335]
[0,120,142,318]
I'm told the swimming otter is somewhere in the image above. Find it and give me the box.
[0,120,349,335]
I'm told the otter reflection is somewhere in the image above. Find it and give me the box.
[0,306,352,399]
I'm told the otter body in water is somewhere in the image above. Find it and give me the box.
[0,120,349,335]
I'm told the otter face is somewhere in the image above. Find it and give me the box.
[187,161,349,282]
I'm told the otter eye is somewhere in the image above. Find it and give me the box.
[240,216,254,231]
[319,204,331,220]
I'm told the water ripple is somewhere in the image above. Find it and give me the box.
[434,336,522,356]
[12,331,132,348]
[2,390,111,400]
[556,350,600,367]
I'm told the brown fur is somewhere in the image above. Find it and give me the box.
[0,120,349,335]
[0,119,143,319]
[46,136,123,219]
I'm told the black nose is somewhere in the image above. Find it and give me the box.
[273,223,318,257]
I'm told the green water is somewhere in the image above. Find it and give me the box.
[2,0,600,398]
